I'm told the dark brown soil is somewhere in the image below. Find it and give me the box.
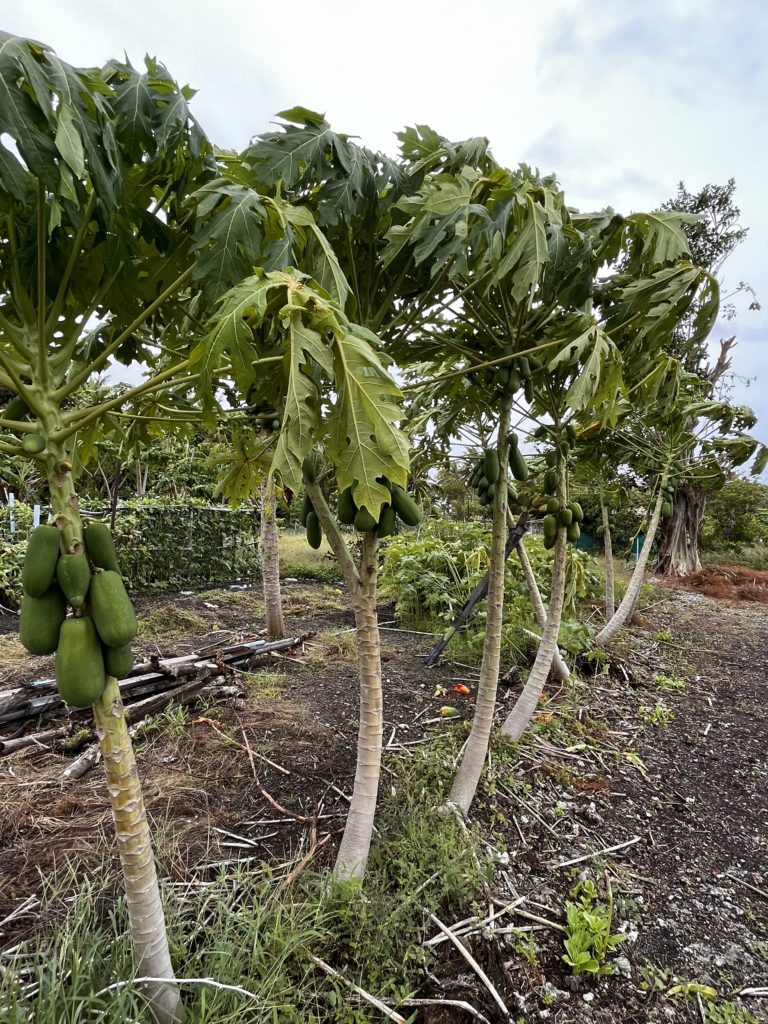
[1,580,767,1023]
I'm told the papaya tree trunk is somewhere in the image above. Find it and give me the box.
[46,444,183,1024]
[260,476,285,639]
[601,499,615,620]
[501,475,568,742]
[516,537,570,685]
[596,481,667,646]
[304,481,383,880]
[654,482,705,576]
[93,677,186,1023]
[444,396,512,816]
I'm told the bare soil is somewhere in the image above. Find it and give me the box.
[1,579,766,1023]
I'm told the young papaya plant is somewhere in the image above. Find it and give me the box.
[194,268,414,881]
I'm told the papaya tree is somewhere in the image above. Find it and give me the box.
[194,268,415,880]
[0,34,347,1020]
[385,137,724,772]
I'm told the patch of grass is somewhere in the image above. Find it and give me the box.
[244,670,286,699]
[139,606,210,642]
[154,703,191,738]
[198,588,264,616]
[1,742,492,1023]
[0,632,29,668]
[320,629,358,662]
[279,531,342,583]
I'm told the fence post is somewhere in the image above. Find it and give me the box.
[33,504,40,528]
[8,492,15,535]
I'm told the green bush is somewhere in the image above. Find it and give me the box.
[380,519,601,664]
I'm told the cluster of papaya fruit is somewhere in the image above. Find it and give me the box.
[595,516,617,540]
[660,478,677,519]
[469,447,519,507]
[300,458,422,547]
[19,521,137,708]
[481,353,542,403]
[541,498,584,548]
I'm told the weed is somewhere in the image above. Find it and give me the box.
[654,629,674,642]
[562,878,625,976]
[639,702,675,726]
[653,672,686,692]
[323,629,359,661]
[154,703,190,738]
[279,531,341,583]
[244,670,286,700]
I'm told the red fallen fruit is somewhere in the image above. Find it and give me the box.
[453,684,471,696]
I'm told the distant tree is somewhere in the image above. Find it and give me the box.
[654,180,763,576]
[700,477,768,549]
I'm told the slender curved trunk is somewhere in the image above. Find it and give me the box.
[94,677,185,1023]
[46,441,183,1024]
[444,396,512,816]
[501,515,568,741]
[334,532,382,880]
[654,482,705,577]
[596,482,667,646]
[260,476,284,639]
[304,482,382,881]
[601,499,615,621]
[517,538,570,685]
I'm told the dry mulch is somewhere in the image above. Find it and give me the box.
[658,564,768,603]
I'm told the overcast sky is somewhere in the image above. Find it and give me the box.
[5,0,766,435]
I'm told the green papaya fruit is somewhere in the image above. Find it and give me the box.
[301,456,317,483]
[661,501,673,519]
[507,368,522,394]
[477,476,490,492]
[300,493,313,526]
[470,462,485,487]
[542,514,558,544]
[354,507,378,532]
[559,440,570,458]
[596,525,605,538]
[271,419,281,431]
[507,483,518,503]
[22,433,46,454]
[509,448,528,482]
[558,507,573,527]
[546,497,560,515]
[55,617,106,708]
[2,395,29,421]
[484,450,500,486]
[516,355,531,379]
[56,554,91,609]
[508,431,519,450]
[545,450,558,468]
[523,377,534,403]
[486,483,496,501]
[569,501,584,523]
[543,533,556,550]
[104,643,134,679]
[337,487,357,525]
[22,525,61,597]
[19,586,66,656]
[89,570,138,648]
[391,485,423,526]
[544,468,560,495]
[306,511,322,549]
[493,367,510,389]
[567,521,581,543]
[377,505,397,538]
[565,424,577,445]
[83,522,120,573]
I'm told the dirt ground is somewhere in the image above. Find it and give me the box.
[1,577,766,1023]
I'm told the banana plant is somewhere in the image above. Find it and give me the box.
[194,269,411,881]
